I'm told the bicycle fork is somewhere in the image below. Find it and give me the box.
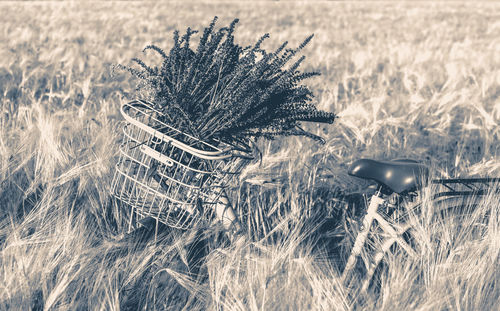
[214,191,242,236]
[341,189,416,291]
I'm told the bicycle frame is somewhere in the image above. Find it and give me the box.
[340,188,415,291]
[341,177,499,292]
[432,178,500,198]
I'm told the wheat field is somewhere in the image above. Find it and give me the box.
[1,1,499,310]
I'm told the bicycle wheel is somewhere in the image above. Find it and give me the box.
[361,194,490,293]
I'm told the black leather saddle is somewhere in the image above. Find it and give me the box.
[348,159,430,194]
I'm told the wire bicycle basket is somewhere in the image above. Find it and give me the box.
[111,99,253,231]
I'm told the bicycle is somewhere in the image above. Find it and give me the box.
[111,100,499,296]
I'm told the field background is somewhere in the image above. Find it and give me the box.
[1,1,499,310]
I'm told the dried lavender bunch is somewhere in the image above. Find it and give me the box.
[115,16,335,146]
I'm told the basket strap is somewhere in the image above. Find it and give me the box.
[140,145,174,167]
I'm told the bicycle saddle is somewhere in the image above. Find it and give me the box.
[348,159,430,194]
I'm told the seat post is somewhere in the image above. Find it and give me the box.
[342,187,385,282]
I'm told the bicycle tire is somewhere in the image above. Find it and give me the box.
[361,194,490,293]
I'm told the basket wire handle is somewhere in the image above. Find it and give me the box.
[122,100,255,159]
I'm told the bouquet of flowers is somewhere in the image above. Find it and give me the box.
[115,16,335,148]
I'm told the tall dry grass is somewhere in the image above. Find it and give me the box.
[0,1,499,310]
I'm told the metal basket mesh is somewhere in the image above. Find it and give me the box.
[111,100,252,231]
